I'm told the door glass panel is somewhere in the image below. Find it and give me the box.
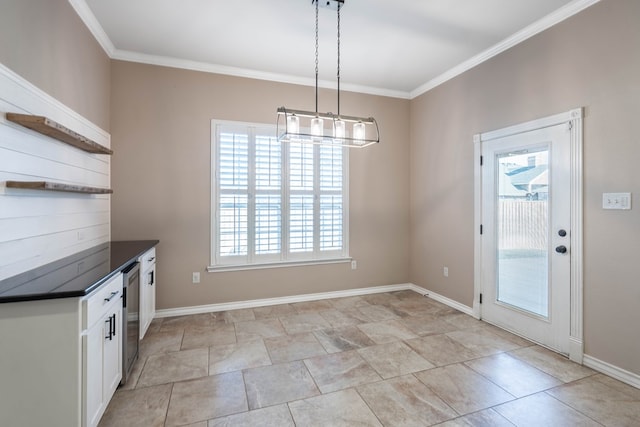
[496,148,549,317]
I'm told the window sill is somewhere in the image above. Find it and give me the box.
[207,257,352,273]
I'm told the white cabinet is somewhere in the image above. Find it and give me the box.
[83,273,123,427]
[139,247,156,339]
[0,273,123,427]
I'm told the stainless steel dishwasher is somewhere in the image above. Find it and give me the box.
[121,262,140,385]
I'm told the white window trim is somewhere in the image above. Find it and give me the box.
[209,119,350,271]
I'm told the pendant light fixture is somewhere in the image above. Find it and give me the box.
[277,0,379,148]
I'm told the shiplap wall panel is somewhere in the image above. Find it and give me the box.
[0,64,111,281]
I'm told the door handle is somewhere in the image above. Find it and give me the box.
[555,245,568,254]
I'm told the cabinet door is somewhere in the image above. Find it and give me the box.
[84,318,106,427]
[103,305,122,400]
[140,263,156,339]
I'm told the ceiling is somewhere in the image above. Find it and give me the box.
[72,0,597,99]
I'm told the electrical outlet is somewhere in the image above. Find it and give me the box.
[443,266,449,277]
[351,260,357,270]
[192,272,200,283]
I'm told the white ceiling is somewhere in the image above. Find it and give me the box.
[72,0,597,99]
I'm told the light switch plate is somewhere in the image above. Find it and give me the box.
[602,192,631,210]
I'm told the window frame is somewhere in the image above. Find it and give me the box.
[209,119,350,272]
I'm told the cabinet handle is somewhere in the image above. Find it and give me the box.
[111,314,116,338]
[149,271,154,286]
[148,256,155,262]
[104,291,118,302]
[105,317,112,341]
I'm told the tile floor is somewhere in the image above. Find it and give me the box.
[99,290,640,426]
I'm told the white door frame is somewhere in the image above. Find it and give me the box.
[473,108,584,363]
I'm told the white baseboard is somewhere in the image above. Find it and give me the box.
[156,282,478,319]
[155,283,413,318]
[583,355,640,390]
[407,283,475,317]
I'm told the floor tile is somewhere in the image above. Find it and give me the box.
[432,409,514,427]
[146,318,164,335]
[360,292,401,306]
[291,299,334,313]
[279,312,332,334]
[313,326,376,353]
[209,340,272,375]
[137,348,209,388]
[357,319,418,344]
[181,323,236,350]
[442,313,484,330]
[304,350,382,393]
[289,388,382,427]
[244,361,320,409]
[389,298,437,317]
[591,373,640,400]
[357,304,402,322]
[546,376,640,426]
[98,384,172,427]
[264,332,326,363]
[446,327,523,357]
[319,308,365,327]
[358,374,457,426]
[358,341,435,379]
[479,323,535,348]
[139,329,184,359]
[464,352,562,397]
[209,404,295,427]
[509,345,595,383]
[252,304,296,320]
[118,351,146,391]
[223,308,256,323]
[327,295,371,310]
[406,334,480,366]
[494,392,601,426]
[165,372,247,426]
[400,314,459,336]
[234,318,286,342]
[414,363,515,415]
[391,290,424,300]
[160,314,214,331]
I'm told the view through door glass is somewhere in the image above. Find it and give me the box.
[496,148,549,318]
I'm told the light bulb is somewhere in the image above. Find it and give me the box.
[353,122,366,142]
[334,119,346,140]
[287,114,299,134]
[311,117,324,138]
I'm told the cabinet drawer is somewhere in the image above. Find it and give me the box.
[84,273,123,329]
[139,247,156,272]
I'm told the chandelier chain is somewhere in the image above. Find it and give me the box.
[315,0,319,114]
[337,3,341,116]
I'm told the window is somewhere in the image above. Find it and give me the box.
[210,120,348,270]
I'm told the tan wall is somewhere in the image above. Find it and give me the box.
[110,61,410,310]
[0,0,110,130]
[410,0,640,375]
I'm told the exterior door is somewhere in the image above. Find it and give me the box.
[480,123,571,354]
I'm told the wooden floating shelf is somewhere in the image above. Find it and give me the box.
[6,181,113,194]
[6,113,113,155]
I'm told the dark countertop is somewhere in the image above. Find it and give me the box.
[0,240,159,303]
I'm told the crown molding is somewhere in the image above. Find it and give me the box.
[70,0,600,100]
[68,0,115,56]
[111,49,412,99]
[410,0,601,98]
